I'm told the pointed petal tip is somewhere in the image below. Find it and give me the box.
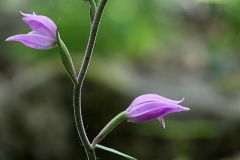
[20,11,30,18]
[20,11,36,17]
[178,97,185,104]
[181,106,190,111]
[6,36,15,42]
[5,34,55,50]
[158,117,166,129]
[161,121,166,129]
[175,105,190,112]
[20,11,26,16]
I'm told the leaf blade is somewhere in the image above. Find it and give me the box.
[56,27,78,85]
[95,144,137,160]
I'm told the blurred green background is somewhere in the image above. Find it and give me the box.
[1,0,240,159]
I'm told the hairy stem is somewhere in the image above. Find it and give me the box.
[91,111,127,147]
[73,84,95,159]
[78,0,108,82]
[89,0,97,10]
[73,0,108,159]
[88,0,97,21]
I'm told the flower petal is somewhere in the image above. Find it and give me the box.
[6,33,56,50]
[127,101,168,116]
[128,99,188,114]
[158,117,165,129]
[21,12,57,39]
[20,11,33,18]
[127,94,184,111]
[127,102,189,123]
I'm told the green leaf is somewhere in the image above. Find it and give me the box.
[95,144,137,160]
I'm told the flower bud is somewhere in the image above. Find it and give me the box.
[6,11,57,50]
[126,94,190,128]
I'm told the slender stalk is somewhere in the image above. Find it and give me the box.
[91,111,127,147]
[78,0,108,82]
[73,0,108,160]
[89,0,97,11]
[73,84,95,159]
[88,0,97,21]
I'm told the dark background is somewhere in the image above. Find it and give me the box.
[1,0,240,159]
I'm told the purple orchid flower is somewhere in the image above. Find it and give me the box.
[126,94,190,128]
[6,11,57,50]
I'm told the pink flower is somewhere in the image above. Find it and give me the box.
[6,11,57,50]
[126,94,190,128]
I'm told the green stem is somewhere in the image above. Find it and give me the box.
[73,84,95,159]
[91,111,127,147]
[78,0,108,82]
[89,0,97,10]
[73,0,108,159]
[88,0,97,22]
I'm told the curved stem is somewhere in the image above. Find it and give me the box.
[88,0,97,22]
[73,0,108,160]
[73,84,95,159]
[89,0,97,11]
[78,0,108,82]
[91,111,127,147]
